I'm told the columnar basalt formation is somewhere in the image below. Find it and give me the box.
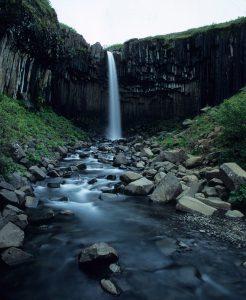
[0,1,246,126]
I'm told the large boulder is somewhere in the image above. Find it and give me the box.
[0,181,15,191]
[199,197,231,210]
[120,171,142,184]
[149,173,182,203]
[225,210,244,218]
[161,149,188,164]
[0,189,19,207]
[29,166,46,181]
[1,247,33,266]
[78,242,118,268]
[176,196,217,216]
[220,163,246,191]
[125,178,154,195]
[0,222,25,249]
[113,153,127,167]
[140,148,154,158]
[2,205,28,230]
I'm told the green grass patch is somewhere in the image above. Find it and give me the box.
[0,94,87,174]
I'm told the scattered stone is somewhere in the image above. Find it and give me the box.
[120,171,142,184]
[176,196,217,216]
[136,161,145,168]
[113,153,127,167]
[203,186,218,197]
[47,170,60,178]
[76,163,87,171]
[88,178,97,185]
[162,149,188,164]
[204,168,221,180]
[109,263,121,273]
[106,175,117,181]
[78,242,118,268]
[0,181,15,191]
[185,155,203,168]
[225,210,244,218]
[47,182,61,188]
[125,177,154,195]
[154,172,166,185]
[1,247,33,266]
[208,178,224,187]
[150,173,182,203]
[141,148,153,158]
[200,197,231,210]
[29,166,46,181]
[25,196,38,208]
[220,163,246,191]
[100,279,121,296]
[144,169,157,179]
[0,222,25,249]
[0,189,19,207]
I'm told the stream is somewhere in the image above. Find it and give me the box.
[1,142,246,300]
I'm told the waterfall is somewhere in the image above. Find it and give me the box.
[107,51,122,140]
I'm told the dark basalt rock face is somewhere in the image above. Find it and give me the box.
[0,1,246,127]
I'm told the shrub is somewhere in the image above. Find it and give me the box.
[229,184,246,204]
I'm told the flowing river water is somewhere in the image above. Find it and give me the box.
[0,142,246,300]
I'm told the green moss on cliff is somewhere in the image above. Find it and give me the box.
[0,94,87,175]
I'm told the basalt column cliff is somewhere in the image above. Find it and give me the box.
[0,1,246,125]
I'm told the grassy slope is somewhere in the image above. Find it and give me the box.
[157,87,246,168]
[0,94,87,175]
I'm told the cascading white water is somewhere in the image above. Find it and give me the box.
[107,51,122,140]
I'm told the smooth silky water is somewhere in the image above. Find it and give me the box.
[107,51,122,140]
[0,144,246,300]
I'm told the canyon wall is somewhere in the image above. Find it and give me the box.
[0,1,246,127]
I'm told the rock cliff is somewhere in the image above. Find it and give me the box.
[0,0,246,127]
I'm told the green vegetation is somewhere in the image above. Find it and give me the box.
[229,184,246,205]
[141,17,246,44]
[0,94,87,175]
[159,87,246,168]
[106,44,123,51]
[59,22,77,34]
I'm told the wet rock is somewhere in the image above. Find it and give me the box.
[125,177,154,195]
[100,279,121,296]
[0,222,25,249]
[199,197,231,210]
[0,189,19,207]
[100,193,119,201]
[109,263,121,273]
[27,208,55,224]
[47,170,60,178]
[88,178,97,185]
[0,181,15,191]
[225,210,244,218]
[47,182,61,188]
[220,163,246,191]
[120,171,142,184]
[176,196,217,216]
[150,173,182,203]
[78,242,118,268]
[57,146,68,156]
[113,153,127,167]
[29,166,46,181]
[1,247,33,266]
[106,175,117,181]
[185,155,203,168]
[76,163,87,171]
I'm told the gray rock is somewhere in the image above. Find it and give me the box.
[0,222,25,249]
[100,193,119,201]
[106,175,117,181]
[203,186,218,197]
[185,155,203,168]
[47,170,60,178]
[0,181,15,191]
[125,177,154,195]
[1,247,33,266]
[144,169,157,179]
[76,163,87,171]
[176,196,217,216]
[150,173,182,203]
[220,163,246,191]
[113,153,127,166]
[205,168,221,180]
[141,148,154,158]
[7,172,28,189]
[47,182,61,188]
[225,210,244,218]
[154,172,166,184]
[136,161,145,168]
[162,149,188,164]
[182,119,194,127]
[208,178,224,187]
[29,166,46,181]
[0,189,19,206]
[25,196,38,208]
[200,197,231,210]
[100,279,121,296]
[109,263,121,273]
[120,171,142,184]
[78,242,118,267]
